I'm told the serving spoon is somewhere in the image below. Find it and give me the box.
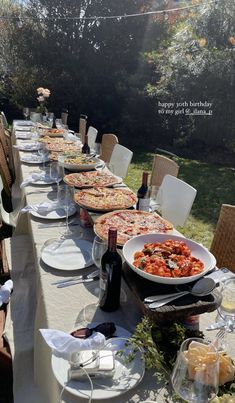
[145,277,216,309]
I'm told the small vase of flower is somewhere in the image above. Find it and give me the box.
[36,87,51,118]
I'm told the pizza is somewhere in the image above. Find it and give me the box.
[64,171,121,188]
[95,210,173,245]
[46,143,81,153]
[41,128,65,136]
[74,187,137,211]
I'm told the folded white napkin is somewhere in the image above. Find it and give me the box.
[21,201,59,214]
[64,132,80,142]
[40,329,106,358]
[0,280,13,307]
[20,172,52,188]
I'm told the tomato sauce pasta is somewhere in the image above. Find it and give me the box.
[133,239,204,278]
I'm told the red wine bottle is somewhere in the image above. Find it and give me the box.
[136,171,150,211]
[99,228,122,312]
[82,134,90,154]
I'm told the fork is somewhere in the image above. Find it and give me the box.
[211,328,226,350]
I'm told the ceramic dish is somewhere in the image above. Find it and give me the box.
[58,154,102,172]
[122,233,216,285]
[20,153,50,164]
[31,205,76,220]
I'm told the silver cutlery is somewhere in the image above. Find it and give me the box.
[38,222,80,229]
[146,277,216,309]
[57,276,99,288]
[51,269,99,285]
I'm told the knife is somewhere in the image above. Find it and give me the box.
[57,276,99,288]
[51,270,99,285]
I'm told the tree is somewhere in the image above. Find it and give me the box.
[145,0,235,153]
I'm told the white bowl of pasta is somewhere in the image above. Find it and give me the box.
[122,233,216,284]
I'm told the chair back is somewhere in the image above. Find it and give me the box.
[156,174,197,227]
[0,112,8,128]
[79,117,87,145]
[61,112,68,126]
[0,176,19,228]
[109,144,133,178]
[210,204,235,272]
[100,134,118,163]
[150,154,179,187]
[0,140,13,197]
[87,126,98,150]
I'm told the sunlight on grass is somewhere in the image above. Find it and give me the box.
[126,154,235,249]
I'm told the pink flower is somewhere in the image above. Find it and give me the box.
[37,87,44,94]
[37,95,45,102]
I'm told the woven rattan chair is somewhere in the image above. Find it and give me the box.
[210,204,235,272]
[0,118,14,180]
[99,134,119,163]
[150,154,179,188]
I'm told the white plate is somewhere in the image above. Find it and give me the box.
[15,132,32,139]
[31,205,76,220]
[123,233,216,285]
[17,142,42,151]
[58,155,102,172]
[51,325,145,400]
[20,154,50,164]
[41,238,93,270]
[27,171,62,185]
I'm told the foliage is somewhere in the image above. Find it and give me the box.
[145,0,235,150]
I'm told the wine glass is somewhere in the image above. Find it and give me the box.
[50,162,64,191]
[57,185,74,237]
[47,112,54,128]
[149,185,159,211]
[171,338,219,402]
[55,118,63,129]
[38,143,49,170]
[214,278,235,349]
[92,236,108,270]
[23,107,30,120]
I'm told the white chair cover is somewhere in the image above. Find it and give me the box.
[109,144,133,178]
[156,174,197,227]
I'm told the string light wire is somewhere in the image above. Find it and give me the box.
[0,0,218,22]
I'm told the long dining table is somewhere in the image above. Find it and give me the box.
[4,120,235,403]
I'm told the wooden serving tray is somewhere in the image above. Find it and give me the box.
[122,263,222,323]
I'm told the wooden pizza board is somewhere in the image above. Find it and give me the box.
[122,263,222,323]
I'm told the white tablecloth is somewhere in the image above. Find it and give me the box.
[4,122,235,403]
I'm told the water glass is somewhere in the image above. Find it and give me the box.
[55,119,63,129]
[171,338,219,402]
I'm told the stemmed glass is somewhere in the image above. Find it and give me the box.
[38,143,49,170]
[23,107,30,120]
[57,185,74,237]
[171,338,219,402]
[50,162,64,191]
[92,236,108,270]
[47,112,54,128]
[211,278,235,349]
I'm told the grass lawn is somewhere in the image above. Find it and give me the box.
[125,152,235,249]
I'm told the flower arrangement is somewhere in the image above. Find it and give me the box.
[36,87,51,114]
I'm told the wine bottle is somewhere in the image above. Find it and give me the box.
[99,228,122,312]
[136,171,150,211]
[82,134,90,154]
[52,116,57,129]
